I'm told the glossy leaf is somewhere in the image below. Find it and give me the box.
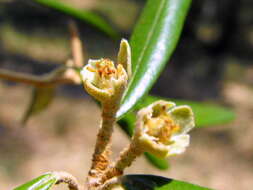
[14,173,58,190]
[118,95,235,169]
[117,0,192,119]
[22,87,55,124]
[121,175,212,190]
[33,0,118,38]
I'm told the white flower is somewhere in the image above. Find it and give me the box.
[80,39,131,102]
[134,100,195,158]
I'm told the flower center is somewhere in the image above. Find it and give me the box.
[145,107,180,145]
[86,59,118,90]
[96,59,117,79]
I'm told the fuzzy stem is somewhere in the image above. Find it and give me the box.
[53,171,82,190]
[99,140,143,186]
[97,177,122,190]
[87,103,118,188]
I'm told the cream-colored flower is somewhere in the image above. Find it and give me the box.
[134,100,195,158]
[81,39,131,102]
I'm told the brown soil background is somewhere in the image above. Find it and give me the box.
[0,78,253,190]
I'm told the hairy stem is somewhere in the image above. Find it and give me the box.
[99,140,143,185]
[87,103,118,188]
[97,177,122,190]
[54,171,82,190]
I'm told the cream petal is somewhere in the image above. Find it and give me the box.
[81,65,96,82]
[168,105,195,134]
[83,80,111,101]
[88,59,100,67]
[150,100,176,113]
[138,134,170,158]
[117,39,132,78]
[167,134,190,156]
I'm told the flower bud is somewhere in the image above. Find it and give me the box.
[117,39,131,78]
[134,100,195,158]
[81,39,131,103]
[81,58,128,102]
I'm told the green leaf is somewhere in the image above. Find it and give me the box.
[144,153,169,170]
[33,0,118,38]
[121,175,212,190]
[117,0,192,119]
[14,173,58,190]
[118,95,235,169]
[22,87,55,124]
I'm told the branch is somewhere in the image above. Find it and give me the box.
[69,20,84,68]
[0,21,84,87]
[53,171,82,190]
[97,177,122,190]
[0,67,81,87]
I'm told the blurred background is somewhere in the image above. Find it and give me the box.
[0,0,252,189]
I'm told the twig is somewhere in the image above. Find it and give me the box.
[84,40,131,189]
[68,20,84,68]
[99,140,143,185]
[87,103,119,189]
[0,67,80,87]
[97,177,123,190]
[53,171,82,190]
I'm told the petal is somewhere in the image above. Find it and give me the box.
[135,100,176,135]
[88,59,100,67]
[81,65,96,82]
[83,79,111,101]
[168,105,195,134]
[117,39,132,78]
[150,100,176,116]
[138,134,170,158]
[81,59,101,83]
[167,134,190,156]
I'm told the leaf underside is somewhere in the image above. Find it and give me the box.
[22,87,55,125]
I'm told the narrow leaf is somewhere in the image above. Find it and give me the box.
[121,175,212,190]
[33,0,118,38]
[22,87,55,124]
[14,173,58,190]
[117,0,192,118]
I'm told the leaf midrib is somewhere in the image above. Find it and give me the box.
[125,0,166,98]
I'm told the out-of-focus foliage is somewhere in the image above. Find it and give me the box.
[33,0,119,38]
[22,87,55,124]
